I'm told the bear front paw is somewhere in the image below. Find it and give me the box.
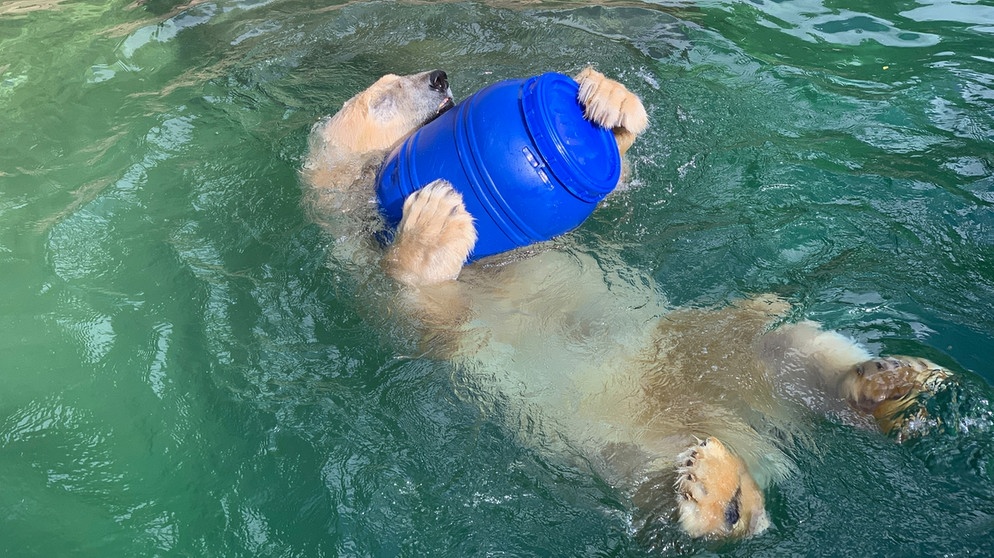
[383,180,477,287]
[575,67,649,137]
[674,437,769,538]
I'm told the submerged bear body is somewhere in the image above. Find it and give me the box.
[301,68,953,540]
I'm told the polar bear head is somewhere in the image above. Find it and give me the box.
[322,70,454,155]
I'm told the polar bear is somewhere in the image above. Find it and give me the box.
[302,68,952,539]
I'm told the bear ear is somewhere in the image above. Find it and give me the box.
[368,92,398,122]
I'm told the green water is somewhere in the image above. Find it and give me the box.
[2,0,993,555]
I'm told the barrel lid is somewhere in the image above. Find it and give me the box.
[520,72,621,203]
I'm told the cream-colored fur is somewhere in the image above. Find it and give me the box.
[382,181,477,286]
[302,68,952,540]
[301,70,454,235]
[575,67,647,156]
[676,437,768,537]
[303,72,455,190]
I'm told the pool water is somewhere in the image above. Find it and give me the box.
[2,0,993,556]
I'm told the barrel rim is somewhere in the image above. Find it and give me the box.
[520,72,622,203]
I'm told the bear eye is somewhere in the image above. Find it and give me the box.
[725,487,742,527]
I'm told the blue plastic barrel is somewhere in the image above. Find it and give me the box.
[375,72,622,261]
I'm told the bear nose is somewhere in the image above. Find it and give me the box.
[428,70,448,92]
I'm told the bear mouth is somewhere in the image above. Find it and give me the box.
[437,96,454,114]
[425,96,455,125]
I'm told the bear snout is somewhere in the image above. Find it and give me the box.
[429,70,449,93]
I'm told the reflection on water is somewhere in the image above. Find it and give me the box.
[756,1,940,47]
[1,0,993,556]
[902,0,994,33]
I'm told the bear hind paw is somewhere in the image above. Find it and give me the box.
[674,437,769,538]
